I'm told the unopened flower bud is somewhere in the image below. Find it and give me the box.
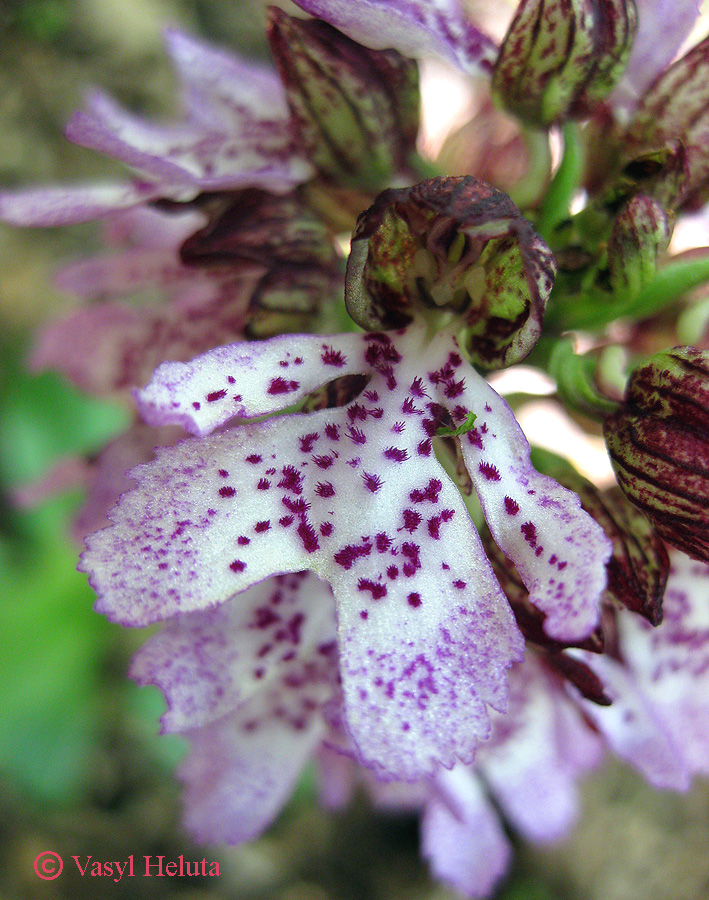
[605,347,709,562]
[267,8,419,188]
[625,34,709,210]
[492,0,637,127]
[180,190,338,271]
[607,195,671,300]
[346,175,556,368]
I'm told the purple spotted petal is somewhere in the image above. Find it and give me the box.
[291,0,498,75]
[130,572,337,732]
[453,380,611,642]
[136,330,371,435]
[421,766,511,898]
[610,0,701,112]
[0,182,161,227]
[66,90,312,197]
[179,706,325,844]
[479,655,603,843]
[83,324,525,780]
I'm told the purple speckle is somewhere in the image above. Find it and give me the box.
[297,521,319,553]
[360,610,369,620]
[387,565,399,580]
[279,515,294,528]
[504,496,520,515]
[257,478,271,490]
[357,578,387,600]
[313,454,334,469]
[407,592,422,608]
[229,560,247,573]
[362,472,383,493]
[402,509,422,533]
[255,520,271,533]
[325,423,340,441]
[219,486,236,498]
[320,522,334,536]
[299,432,319,452]
[347,426,367,445]
[246,454,262,464]
[315,481,335,498]
[376,533,392,553]
[334,541,372,569]
[384,447,408,462]
[410,478,443,503]
[453,579,466,589]
[218,469,229,478]
[237,536,251,546]
[278,465,303,494]
[417,439,432,457]
[521,521,537,547]
[267,377,299,395]
[321,346,347,367]
[478,462,501,481]
[192,401,201,410]
[207,389,227,402]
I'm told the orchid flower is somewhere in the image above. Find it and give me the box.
[81,319,611,781]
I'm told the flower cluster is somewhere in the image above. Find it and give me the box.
[6,0,709,896]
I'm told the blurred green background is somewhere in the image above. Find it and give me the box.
[1,1,708,898]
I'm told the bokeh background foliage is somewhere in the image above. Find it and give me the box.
[1,1,709,898]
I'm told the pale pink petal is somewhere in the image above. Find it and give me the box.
[163,29,290,129]
[73,423,186,541]
[0,182,160,227]
[422,766,511,899]
[291,0,498,75]
[66,90,312,195]
[571,653,690,790]
[54,249,207,299]
[179,705,325,844]
[479,656,603,843]
[32,279,253,392]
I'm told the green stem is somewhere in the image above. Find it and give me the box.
[509,128,553,210]
[536,122,583,242]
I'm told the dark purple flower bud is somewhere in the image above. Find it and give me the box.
[180,189,339,271]
[492,0,637,127]
[178,190,342,339]
[267,7,419,187]
[345,176,556,368]
[605,347,709,563]
[625,35,709,210]
[607,194,671,299]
